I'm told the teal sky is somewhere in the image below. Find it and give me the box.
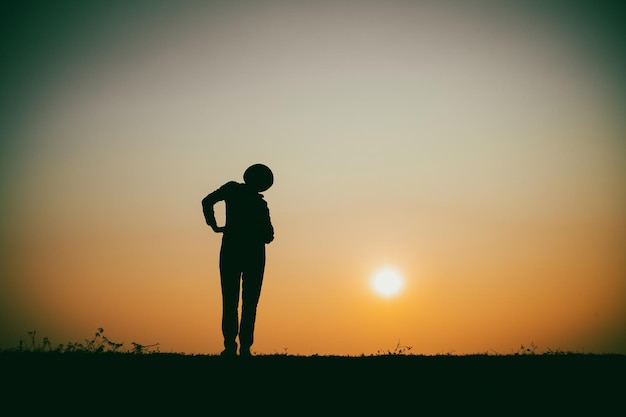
[1,1,625,355]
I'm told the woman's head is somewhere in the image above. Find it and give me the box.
[243,163,274,192]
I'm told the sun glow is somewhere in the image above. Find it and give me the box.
[370,267,405,298]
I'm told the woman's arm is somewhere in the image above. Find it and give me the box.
[201,184,230,233]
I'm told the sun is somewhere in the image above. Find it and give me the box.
[370,267,405,298]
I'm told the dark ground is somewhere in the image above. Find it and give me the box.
[2,352,624,415]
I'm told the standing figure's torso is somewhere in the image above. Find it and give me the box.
[222,182,273,245]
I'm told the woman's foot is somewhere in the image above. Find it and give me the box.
[220,348,237,357]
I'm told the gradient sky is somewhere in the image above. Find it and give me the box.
[1,0,625,355]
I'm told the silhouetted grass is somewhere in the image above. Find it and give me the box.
[2,329,624,414]
[4,327,160,354]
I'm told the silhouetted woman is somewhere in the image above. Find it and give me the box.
[202,164,274,357]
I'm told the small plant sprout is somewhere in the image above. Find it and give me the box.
[376,340,413,356]
[517,342,538,355]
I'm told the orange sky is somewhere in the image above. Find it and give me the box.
[1,1,625,355]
